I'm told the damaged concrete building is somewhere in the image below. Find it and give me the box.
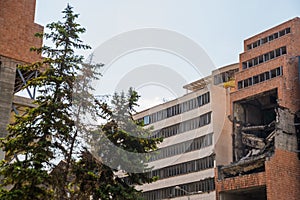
[0,0,43,159]
[216,18,300,200]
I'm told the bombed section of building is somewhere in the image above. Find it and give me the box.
[216,17,300,200]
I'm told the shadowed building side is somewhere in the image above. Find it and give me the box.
[0,0,43,158]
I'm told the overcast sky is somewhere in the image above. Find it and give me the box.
[35,0,300,110]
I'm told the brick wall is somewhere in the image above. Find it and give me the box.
[265,149,300,200]
[215,170,266,200]
[215,149,300,200]
[231,17,300,114]
[0,0,43,140]
[0,0,43,63]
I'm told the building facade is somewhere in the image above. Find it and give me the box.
[134,64,238,200]
[0,0,43,159]
[216,17,300,200]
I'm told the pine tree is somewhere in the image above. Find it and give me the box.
[0,5,161,200]
[0,5,92,199]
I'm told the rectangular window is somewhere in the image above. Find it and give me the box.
[253,75,259,84]
[271,69,277,78]
[238,81,243,89]
[243,79,249,87]
[197,96,202,107]
[275,48,281,57]
[253,57,259,66]
[264,53,270,62]
[247,44,252,50]
[279,30,285,37]
[281,46,287,54]
[248,60,253,68]
[268,35,274,41]
[242,62,247,69]
[259,73,265,82]
[262,37,268,44]
[259,55,264,64]
[285,27,291,34]
[144,116,150,125]
[253,41,258,48]
[238,66,283,90]
[276,67,282,76]
[257,40,261,46]
[270,50,275,59]
[265,71,270,80]
[274,32,279,39]
[248,77,253,86]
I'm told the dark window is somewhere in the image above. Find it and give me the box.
[253,41,258,48]
[270,50,275,59]
[243,79,249,87]
[274,32,279,39]
[262,37,268,44]
[268,35,274,41]
[149,133,213,162]
[248,77,253,86]
[238,81,243,89]
[275,48,281,57]
[242,62,247,69]
[253,57,259,66]
[265,71,270,80]
[145,92,210,124]
[285,27,291,34]
[271,69,277,78]
[259,73,265,82]
[279,30,285,37]
[248,60,253,68]
[264,53,270,62]
[257,40,261,46]
[259,55,264,64]
[281,46,287,54]
[238,66,283,90]
[276,67,282,76]
[253,75,259,84]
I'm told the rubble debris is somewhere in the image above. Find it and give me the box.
[219,154,266,178]
[242,132,265,149]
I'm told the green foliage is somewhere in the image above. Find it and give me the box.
[0,4,162,200]
[0,4,91,199]
[87,90,162,200]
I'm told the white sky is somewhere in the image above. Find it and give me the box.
[34,0,300,110]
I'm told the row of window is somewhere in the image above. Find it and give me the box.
[151,112,211,139]
[238,66,283,89]
[242,46,287,70]
[148,155,214,180]
[247,27,291,50]
[143,178,215,200]
[141,92,210,125]
[213,69,238,85]
[149,133,213,162]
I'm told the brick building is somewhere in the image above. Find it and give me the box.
[0,0,43,158]
[216,17,300,200]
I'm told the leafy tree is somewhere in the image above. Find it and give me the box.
[83,89,162,200]
[0,4,161,200]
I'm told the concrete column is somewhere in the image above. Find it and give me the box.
[0,56,16,138]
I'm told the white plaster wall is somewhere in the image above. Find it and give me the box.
[148,145,214,170]
[136,168,214,191]
[163,191,216,200]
